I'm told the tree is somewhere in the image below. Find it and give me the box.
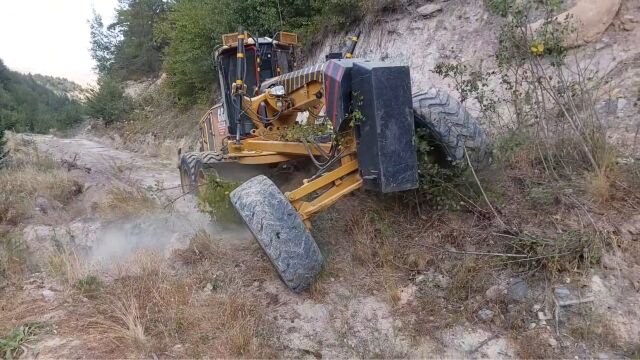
[0,58,84,134]
[109,0,169,80]
[160,0,229,105]
[85,75,131,125]
[89,10,118,75]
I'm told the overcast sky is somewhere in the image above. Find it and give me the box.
[0,0,118,86]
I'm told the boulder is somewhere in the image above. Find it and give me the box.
[529,0,622,48]
[417,4,442,17]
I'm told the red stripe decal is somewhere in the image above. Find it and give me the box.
[325,61,335,125]
[332,65,345,126]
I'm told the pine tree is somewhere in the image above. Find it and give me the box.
[89,10,117,75]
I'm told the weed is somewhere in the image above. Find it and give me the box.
[98,186,157,219]
[0,233,27,282]
[484,0,511,17]
[76,275,103,295]
[412,129,470,211]
[0,323,46,360]
[199,176,241,224]
[515,329,559,359]
[444,256,495,303]
[0,140,83,225]
[174,231,229,265]
[88,250,274,357]
[526,185,558,208]
[586,171,613,203]
[278,123,332,142]
[47,248,87,287]
[566,309,620,350]
[511,231,604,274]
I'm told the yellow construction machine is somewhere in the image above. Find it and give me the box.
[179,28,487,292]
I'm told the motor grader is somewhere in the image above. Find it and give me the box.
[179,28,486,292]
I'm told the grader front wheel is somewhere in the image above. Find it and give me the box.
[230,175,324,292]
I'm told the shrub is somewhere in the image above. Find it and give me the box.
[86,75,132,125]
[199,175,241,225]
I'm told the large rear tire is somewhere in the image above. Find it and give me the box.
[230,175,324,293]
[179,152,200,194]
[413,87,488,167]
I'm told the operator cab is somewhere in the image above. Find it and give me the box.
[215,32,297,136]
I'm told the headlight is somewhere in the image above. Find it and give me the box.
[270,85,285,96]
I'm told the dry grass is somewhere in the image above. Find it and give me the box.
[97,186,158,219]
[174,231,230,265]
[0,231,28,284]
[0,136,82,226]
[566,309,620,351]
[515,329,560,359]
[80,236,276,358]
[46,248,89,288]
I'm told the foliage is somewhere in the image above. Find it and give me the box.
[199,175,241,225]
[511,230,603,274]
[0,59,84,134]
[413,129,467,210]
[484,0,512,17]
[92,0,400,106]
[156,0,382,105]
[433,62,498,119]
[443,1,611,180]
[0,323,45,360]
[0,129,6,167]
[160,0,228,105]
[109,0,168,80]
[278,123,331,142]
[76,275,103,295]
[85,75,132,125]
[90,10,118,76]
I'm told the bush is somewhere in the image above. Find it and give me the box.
[439,1,613,181]
[86,75,132,125]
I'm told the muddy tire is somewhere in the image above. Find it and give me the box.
[413,87,488,167]
[192,157,208,197]
[192,152,226,196]
[230,175,324,293]
[179,152,200,194]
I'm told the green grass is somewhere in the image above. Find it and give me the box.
[0,323,45,359]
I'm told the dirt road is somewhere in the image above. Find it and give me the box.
[8,132,518,358]
[23,133,253,263]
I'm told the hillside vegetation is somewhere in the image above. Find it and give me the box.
[0,59,84,162]
[88,0,391,114]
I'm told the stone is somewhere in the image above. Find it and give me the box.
[617,98,629,116]
[42,289,56,301]
[35,196,53,214]
[506,279,528,302]
[485,283,506,300]
[417,4,443,17]
[203,282,214,294]
[477,308,494,321]
[554,286,572,301]
[547,337,558,347]
[529,0,622,48]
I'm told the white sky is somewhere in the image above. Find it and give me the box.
[0,0,119,86]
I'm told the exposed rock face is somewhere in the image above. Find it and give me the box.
[417,4,442,17]
[529,0,622,47]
